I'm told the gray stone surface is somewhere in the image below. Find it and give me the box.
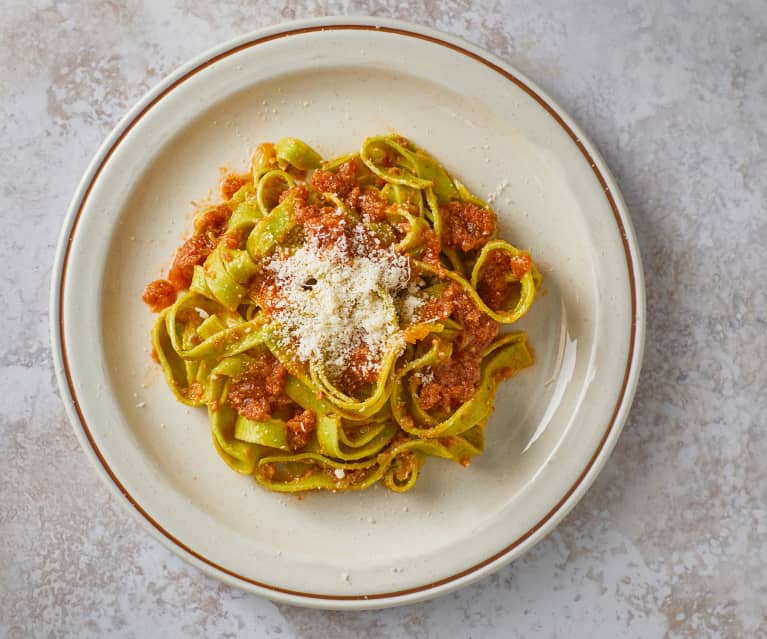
[1,1,765,637]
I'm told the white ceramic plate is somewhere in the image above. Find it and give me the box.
[51,17,645,609]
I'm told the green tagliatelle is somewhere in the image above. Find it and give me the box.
[147,134,541,493]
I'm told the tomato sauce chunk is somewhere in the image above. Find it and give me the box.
[286,409,317,451]
[476,249,532,310]
[292,185,352,254]
[510,253,532,279]
[419,227,442,267]
[194,204,232,237]
[336,343,380,395]
[418,282,499,413]
[227,351,291,422]
[311,159,359,198]
[220,173,251,200]
[441,201,495,252]
[346,186,388,222]
[168,235,214,290]
[142,279,177,312]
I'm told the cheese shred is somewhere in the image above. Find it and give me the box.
[265,224,412,378]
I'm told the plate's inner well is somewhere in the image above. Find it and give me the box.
[62,29,634,600]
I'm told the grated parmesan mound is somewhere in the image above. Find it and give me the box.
[265,223,421,380]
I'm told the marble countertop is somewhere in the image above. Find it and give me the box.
[2,1,765,637]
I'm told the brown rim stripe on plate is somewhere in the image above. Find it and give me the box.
[59,24,638,602]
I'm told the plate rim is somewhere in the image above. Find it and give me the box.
[50,16,646,609]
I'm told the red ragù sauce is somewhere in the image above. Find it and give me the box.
[227,350,291,422]
[142,279,177,312]
[476,248,532,311]
[418,281,499,413]
[144,157,527,450]
[441,200,496,251]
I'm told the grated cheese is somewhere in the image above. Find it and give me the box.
[265,223,417,379]
[418,370,434,385]
[487,179,510,204]
[400,294,424,324]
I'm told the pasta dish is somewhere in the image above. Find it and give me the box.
[143,134,540,492]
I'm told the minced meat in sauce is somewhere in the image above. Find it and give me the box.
[418,281,499,413]
[168,235,215,290]
[292,184,350,253]
[227,350,292,422]
[336,343,379,395]
[194,203,232,237]
[312,159,389,222]
[142,279,177,312]
[419,226,443,267]
[286,409,317,451]
[311,159,358,198]
[220,172,251,200]
[441,200,495,252]
[476,248,532,310]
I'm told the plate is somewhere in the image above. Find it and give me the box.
[51,17,645,609]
